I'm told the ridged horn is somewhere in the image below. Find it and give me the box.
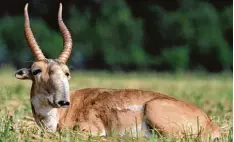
[24,3,45,61]
[57,3,73,63]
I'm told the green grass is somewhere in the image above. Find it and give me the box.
[0,68,232,141]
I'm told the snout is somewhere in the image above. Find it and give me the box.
[48,72,70,108]
[56,100,70,108]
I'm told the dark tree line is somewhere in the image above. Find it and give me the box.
[0,0,232,72]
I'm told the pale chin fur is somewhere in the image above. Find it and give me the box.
[31,94,59,131]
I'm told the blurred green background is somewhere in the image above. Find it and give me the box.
[0,0,232,72]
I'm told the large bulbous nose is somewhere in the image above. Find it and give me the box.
[57,100,70,108]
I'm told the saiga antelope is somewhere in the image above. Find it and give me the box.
[15,3,220,141]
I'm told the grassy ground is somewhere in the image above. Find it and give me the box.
[0,68,232,142]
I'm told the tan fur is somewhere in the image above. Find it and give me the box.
[57,88,220,139]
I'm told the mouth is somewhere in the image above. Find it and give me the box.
[59,104,69,108]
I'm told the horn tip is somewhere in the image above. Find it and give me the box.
[58,3,63,18]
[24,3,29,11]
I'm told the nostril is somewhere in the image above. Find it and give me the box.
[57,101,70,106]
[65,101,70,106]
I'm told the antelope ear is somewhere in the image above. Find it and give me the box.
[15,68,32,80]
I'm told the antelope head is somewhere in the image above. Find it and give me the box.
[15,3,73,108]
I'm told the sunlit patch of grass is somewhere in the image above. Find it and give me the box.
[0,68,232,141]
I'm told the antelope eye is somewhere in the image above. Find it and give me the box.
[32,69,42,75]
[65,73,70,77]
